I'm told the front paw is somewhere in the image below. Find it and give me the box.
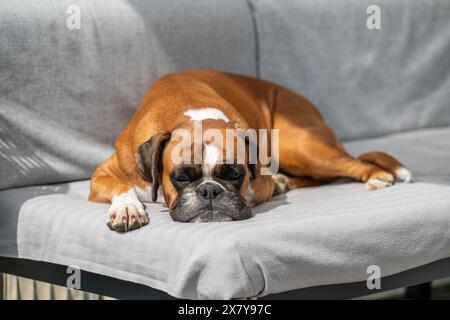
[107,202,149,233]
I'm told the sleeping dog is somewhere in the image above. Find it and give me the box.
[89,69,412,232]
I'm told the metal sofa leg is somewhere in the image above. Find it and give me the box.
[405,282,431,299]
[0,273,3,300]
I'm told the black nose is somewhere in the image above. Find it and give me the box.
[197,182,224,200]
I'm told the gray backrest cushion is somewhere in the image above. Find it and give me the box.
[0,0,256,190]
[250,0,450,140]
[2,0,449,191]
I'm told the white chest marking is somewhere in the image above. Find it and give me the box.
[184,108,229,122]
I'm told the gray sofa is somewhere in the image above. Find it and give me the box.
[1,0,450,299]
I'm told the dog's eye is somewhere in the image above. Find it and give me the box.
[220,165,242,180]
[174,174,189,182]
[171,166,202,185]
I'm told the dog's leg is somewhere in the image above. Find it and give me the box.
[279,134,410,190]
[89,154,149,232]
[272,86,411,190]
[248,174,275,206]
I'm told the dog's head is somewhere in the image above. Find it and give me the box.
[135,120,255,222]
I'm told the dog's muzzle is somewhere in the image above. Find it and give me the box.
[169,182,253,223]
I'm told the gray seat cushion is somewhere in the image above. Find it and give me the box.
[1,127,450,299]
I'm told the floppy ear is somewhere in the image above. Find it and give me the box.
[136,132,171,202]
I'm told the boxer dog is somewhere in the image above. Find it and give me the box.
[89,69,412,232]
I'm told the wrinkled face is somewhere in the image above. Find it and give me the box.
[162,143,253,222]
[135,122,256,223]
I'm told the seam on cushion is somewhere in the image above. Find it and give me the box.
[245,0,261,78]
[236,247,260,299]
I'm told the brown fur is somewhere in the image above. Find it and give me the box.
[90,69,408,209]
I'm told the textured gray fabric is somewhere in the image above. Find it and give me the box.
[1,127,449,299]
[0,0,256,190]
[0,184,69,257]
[250,0,450,140]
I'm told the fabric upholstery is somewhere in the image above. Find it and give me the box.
[1,127,449,299]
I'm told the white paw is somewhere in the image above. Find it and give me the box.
[107,191,149,233]
[394,167,413,183]
[365,172,394,191]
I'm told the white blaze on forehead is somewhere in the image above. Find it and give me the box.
[202,143,221,178]
[184,108,229,122]
[204,143,220,166]
[201,144,227,191]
